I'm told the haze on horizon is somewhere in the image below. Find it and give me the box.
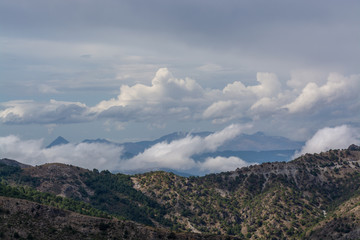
[1,0,360,173]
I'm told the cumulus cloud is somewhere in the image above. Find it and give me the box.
[118,124,250,172]
[294,125,360,158]
[0,69,359,133]
[249,73,281,98]
[203,72,283,123]
[199,156,251,173]
[92,68,204,111]
[0,124,254,174]
[0,100,91,124]
[286,70,327,89]
[284,73,360,113]
[0,135,123,171]
[250,97,278,112]
[284,82,320,113]
[203,100,234,119]
[221,72,281,99]
[87,68,208,123]
[92,69,285,125]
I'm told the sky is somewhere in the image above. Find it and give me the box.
[1,1,360,173]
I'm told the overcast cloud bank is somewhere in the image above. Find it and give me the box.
[1,0,359,144]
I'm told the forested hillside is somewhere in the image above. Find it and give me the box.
[0,196,230,240]
[132,145,360,239]
[1,145,360,239]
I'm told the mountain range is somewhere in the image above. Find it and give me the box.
[1,144,360,239]
[45,132,304,175]
[47,131,303,153]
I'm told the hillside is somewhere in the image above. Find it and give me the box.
[0,196,229,240]
[1,145,360,239]
[308,193,360,239]
[131,145,360,239]
[0,162,171,227]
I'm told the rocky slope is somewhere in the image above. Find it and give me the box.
[1,145,360,239]
[131,145,360,239]
[0,162,170,227]
[307,193,360,239]
[0,196,230,240]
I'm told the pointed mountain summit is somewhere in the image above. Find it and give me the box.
[46,136,69,148]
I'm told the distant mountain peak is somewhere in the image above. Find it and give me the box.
[253,131,265,136]
[46,136,69,148]
[81,138,112,144]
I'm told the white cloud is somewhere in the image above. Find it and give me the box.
[0,135,123,171]
[286,70,327,89]
[294,125,360,158]
[0,100,90,124]
[250,97,278,112]
[0,135,44,162]
[0,68,359,137]
[92,69,286,125]
[222,81,248,96]
[284,73,360,113]
[203,124,251,151]
[222,72,281,99]
[199,156,252,173]
[92,68,204,111]
[42,143,123,171]
[284,82,320,113]
[0,124,253,174]
[203,100,234,119]
[119,124,249,171]
[249,72,281,98]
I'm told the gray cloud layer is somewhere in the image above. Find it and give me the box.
[2,0,359,72]
[1,69,359,140]
[1,1,359,143]
[1,0,360,97]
